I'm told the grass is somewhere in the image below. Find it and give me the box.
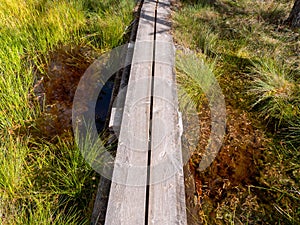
[248,58,299,127]
[173,0,299,224]
[1,134,94,224]
[0,0,134,224]
[176,52,218,109]
[0,0,134,131]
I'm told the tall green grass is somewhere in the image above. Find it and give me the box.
[0,134,94,224]
[0,0,134,223]
[0,0,134,131]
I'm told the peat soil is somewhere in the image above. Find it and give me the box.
[31,45,100,139]
[184,98,268,224]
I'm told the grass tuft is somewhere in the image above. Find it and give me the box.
[176,51,218,109]
[248,58,299,126]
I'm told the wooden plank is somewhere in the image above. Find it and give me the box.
[104,0,156,224]
[91,176,111,225]
[108,41,134,135]
[148,0,188,224]
[108,1,141,134]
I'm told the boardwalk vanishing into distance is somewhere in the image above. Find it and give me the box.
[91,0,187,224]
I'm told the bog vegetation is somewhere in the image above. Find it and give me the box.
[174,0,299,224]
[0,0,134,224]
[1,0,299,224]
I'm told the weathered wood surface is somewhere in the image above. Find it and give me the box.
[104,0,187,224]
[104,0,156,224]
[148,0,187,224]
[91,176,112,225]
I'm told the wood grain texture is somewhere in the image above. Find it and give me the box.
[104,0,156,224]
[148,0,188,224]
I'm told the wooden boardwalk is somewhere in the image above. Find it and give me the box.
[93,1,187,224]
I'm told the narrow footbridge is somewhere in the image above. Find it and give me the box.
[93,1,187,224]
